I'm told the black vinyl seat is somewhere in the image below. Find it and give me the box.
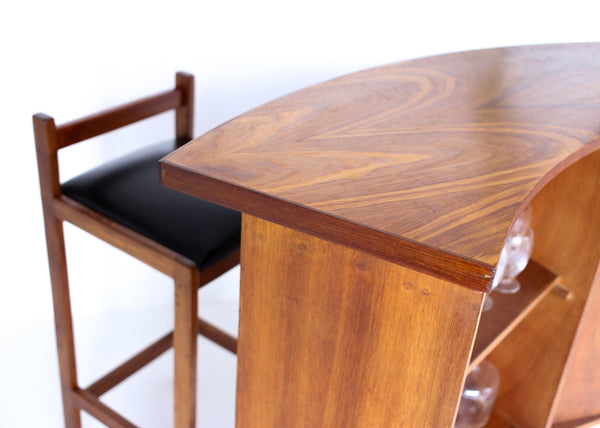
[61,140,241,270]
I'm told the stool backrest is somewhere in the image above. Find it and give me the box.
[33,72,194,201]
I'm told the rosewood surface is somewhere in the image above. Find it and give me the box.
[161,43,600,291]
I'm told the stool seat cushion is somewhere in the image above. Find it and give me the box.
[61,141,241,270]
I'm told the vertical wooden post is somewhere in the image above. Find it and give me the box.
[33,114,81,428]
[175,72,194,146]
[236,215,483,427]
[173,261,198,428]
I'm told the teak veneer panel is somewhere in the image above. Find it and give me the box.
[237,215,483,428]
[162,43,600,291]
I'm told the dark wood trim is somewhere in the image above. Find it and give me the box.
[161,161,493,292]
[84,316,238,398]
[33,114,61,192]
[198,318,238,354]
[197,249,240,288]
[33,113,81,428]
[56,89,182,149]
[43,216,82,428]
[85,333,174,397]
[71,389,137,428]
[175,71,194,146]
[55,195,239,285]
[174,265,199,428]
[54,196,185,277]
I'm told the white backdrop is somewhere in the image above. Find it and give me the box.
[1,0,599,322]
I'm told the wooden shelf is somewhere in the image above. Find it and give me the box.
[469,260,560,370]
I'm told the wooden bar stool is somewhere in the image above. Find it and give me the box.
[33,72,240,428]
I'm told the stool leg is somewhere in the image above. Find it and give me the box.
[174,263,198,428]
[45,218,82,428]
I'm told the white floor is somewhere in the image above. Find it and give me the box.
[0,298,239,427]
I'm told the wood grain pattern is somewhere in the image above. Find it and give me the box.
[486,149,600,427]
[236,215,483,427]
[157,47,600,425]
[162,43,600,291]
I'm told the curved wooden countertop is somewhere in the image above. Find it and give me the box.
[161,43,600,291]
